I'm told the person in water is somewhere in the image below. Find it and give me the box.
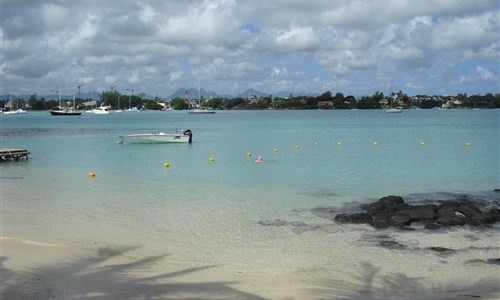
[255,156,263,163]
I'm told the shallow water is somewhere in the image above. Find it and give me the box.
[1,110,499,283]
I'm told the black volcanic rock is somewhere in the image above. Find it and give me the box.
[333,195,499,230]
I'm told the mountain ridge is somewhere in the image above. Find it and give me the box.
[0,88,314,101]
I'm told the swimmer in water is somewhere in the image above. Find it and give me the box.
[255,156,263,163]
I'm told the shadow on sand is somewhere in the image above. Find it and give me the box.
[1,246,265,299]
[306,262,499,300]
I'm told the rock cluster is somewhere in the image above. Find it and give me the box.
[334,195,500,229]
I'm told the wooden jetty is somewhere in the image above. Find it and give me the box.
[0,148,31,161]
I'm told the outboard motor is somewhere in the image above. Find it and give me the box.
[183,129,193,143]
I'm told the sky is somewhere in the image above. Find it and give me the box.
[1,0,499,98]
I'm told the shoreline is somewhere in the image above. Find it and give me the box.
[2,236,499,299]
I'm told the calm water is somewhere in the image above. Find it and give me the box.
[1,109,499,267]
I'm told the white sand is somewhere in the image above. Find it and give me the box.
[2,237,499,299]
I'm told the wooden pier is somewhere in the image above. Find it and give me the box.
[0,149,30,161]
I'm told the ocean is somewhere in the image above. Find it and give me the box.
[1,109,499,281]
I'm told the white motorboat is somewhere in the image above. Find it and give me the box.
[4,108,28,115]
[188,108,215,114]
[385,107,402,113]
[119,129,192,144]
[92,104,112,114]
[3,94,28,114]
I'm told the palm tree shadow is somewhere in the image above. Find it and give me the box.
[1,246,265,299]
[306,262,499,300]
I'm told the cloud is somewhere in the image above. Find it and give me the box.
[476,66,496,81]
[2,0,499,96]
[430,11,499,51]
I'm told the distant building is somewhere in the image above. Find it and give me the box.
[247,94,259,103]
[318,100,333,107]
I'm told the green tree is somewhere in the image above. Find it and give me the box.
[224,97,246,109]
[489,93,500,108]
[170,97,188,110]
[419,100,440,109]
[101,91,121,109]
[357,96,381,109]
[205,97,224,110]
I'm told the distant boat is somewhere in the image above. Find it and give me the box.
[188,79,215,114]
[50,89,81,116]
[3,93,28,114]
[385,107,402,113]
[49,108,82,116]
[119,129,193,144]
[4,108,28,115]
[188,108,216,114]
[92,104,112,114]
[384,79,402,113]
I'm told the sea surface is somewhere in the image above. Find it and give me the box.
[1,109,499,281]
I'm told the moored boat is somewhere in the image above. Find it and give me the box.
[3,108,28,115]
[385,107,402,113]
[92,105,112,114]
[119,129,192,144]
[49,107,82,116]
[188,108,215,114]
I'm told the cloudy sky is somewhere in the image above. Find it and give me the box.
[2,0,499,98]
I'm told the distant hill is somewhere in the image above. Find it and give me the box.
[1,88,317,101]
[167,87,218,100]
[234,88,269,98]
[0,91,102,101]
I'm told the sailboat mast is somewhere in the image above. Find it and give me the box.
[58,84,62,107]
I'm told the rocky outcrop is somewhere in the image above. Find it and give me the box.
[333,195,499,229]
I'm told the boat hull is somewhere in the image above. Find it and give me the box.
[92,109,111,114]
[49,110,82,116]
[188,109,215,114]
[3,109,28,114]
[385,108,402,113]
[120,133,191,144]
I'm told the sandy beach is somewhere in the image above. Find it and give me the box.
[2,237,499,300]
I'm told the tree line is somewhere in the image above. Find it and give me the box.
[1,90,499,111]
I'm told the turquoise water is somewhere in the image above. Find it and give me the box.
[1,109,499,265]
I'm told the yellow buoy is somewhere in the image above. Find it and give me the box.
[273,148,279,153]
[465,142,471,147]
[246,152,252,157]
[294,145,300,150]
[209,157,215,162]
[88,172,96,178]
[419,141,425,146]
[373,141,379,146]
[163,163,170,168]
[336,141,342,146]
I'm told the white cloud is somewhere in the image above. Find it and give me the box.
[2,0,499,96]
[431,12,499,51]
[169,71,183,82]
[476,66,496,81]
[274,26,320,51]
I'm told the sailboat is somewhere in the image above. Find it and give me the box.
[49,88,82,116]
[3,93,28,114]
[188,80,215,114]
[384,80,402,113]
